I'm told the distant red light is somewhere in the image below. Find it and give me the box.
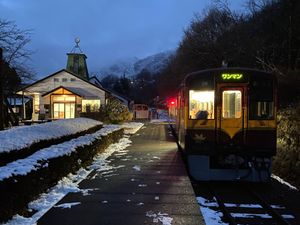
[170,101,175,105]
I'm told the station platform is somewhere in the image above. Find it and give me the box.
[38,123,205,225]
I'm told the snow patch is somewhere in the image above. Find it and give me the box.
[146,211,173,225]
[132,165,141,171]
[122,122,143,134]
[80,188,99,196]
[271,174,298,191]
[54,202,81,209]
[197,197,228,225]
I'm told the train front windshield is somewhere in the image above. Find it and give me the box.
[189,90,215,119]
[249,77,275,120]
[222,90,242,119]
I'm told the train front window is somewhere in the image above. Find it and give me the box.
[189,90,214,119]
[250,101,274,119]
[249,77,274,120]
[222,90,242,119]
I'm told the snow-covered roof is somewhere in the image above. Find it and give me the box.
[7,97,30,106]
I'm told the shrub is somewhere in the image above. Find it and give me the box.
[273,103,300,187]
[104,98,132,124]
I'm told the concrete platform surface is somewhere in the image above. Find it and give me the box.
[37,123,205,225]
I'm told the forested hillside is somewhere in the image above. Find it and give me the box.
[157,0,300,104]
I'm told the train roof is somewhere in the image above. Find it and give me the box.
[183,67,276,85]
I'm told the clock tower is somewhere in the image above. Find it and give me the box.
[66,38,89,79]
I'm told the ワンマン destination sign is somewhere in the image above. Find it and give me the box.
[221,73,244,81]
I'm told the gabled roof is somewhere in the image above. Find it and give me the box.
[42,86,101,99]
[41,86,82,97]
[106,88,132,102]
[17,69,111,94]
[89,76,103,88]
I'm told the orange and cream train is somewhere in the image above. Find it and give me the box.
[174,67,277,181]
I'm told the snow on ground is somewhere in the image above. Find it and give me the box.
[271,174,298,191]
[0,118,102,153]
[132,165,141,171]
[3,122,143,225]
[197,197,227,225]
[121,122,143,134]
[0,125,121,181]
[54,202,81,209]
[197,191,295,224]
[146,211,173,225]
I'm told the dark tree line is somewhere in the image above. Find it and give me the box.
[157,0,300,104]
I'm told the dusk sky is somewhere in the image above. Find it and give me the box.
[0,0,246,79]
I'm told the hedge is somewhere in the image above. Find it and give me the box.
[0,128,123,223]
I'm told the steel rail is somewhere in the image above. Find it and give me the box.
[207,182,237,225]
[241,183,292,225]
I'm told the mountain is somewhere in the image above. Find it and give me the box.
[98,51,174,77]
[98,57,138,77]
[134,51,174,75]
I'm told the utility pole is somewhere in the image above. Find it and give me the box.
[0,48,4,130]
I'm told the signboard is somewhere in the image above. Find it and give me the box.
[221,73,243,81]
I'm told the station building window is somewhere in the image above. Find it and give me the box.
[82,99,100,112]
[189,90,214,119]
[52,95,76,119]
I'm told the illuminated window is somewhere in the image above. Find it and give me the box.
[52,95,76,102]
[222,90,241,118]
[82,99,101,112]
[189,90,214,119]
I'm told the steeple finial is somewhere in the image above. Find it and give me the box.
[70,37,83,53]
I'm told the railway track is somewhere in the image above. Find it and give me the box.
[192,181,296,225]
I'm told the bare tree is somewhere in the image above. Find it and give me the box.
[0,19,34,129]
[246,0,277,15]
[0,19,34,81]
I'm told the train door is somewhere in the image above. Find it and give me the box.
[217,86,246,145]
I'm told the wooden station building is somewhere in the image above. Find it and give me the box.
[17,40,127,120]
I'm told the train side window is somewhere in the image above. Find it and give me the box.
[249,101,274,119]
[189,90,214,119]
[222,90,242,119]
